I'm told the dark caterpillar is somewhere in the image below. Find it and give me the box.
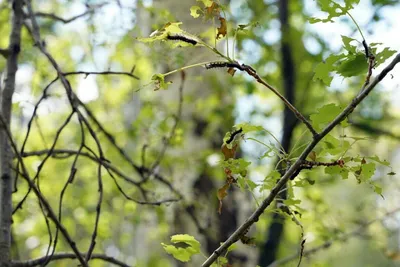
[205,61,245,71]
[166,34,197,45]
[226,128,243,144]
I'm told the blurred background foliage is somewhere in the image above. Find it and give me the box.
[1,0,400,266]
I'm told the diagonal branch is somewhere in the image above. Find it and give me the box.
[242,65,318,137]
[201,53,400,267]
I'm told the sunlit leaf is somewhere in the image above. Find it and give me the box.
[310,103,344,131]
[366,155,390,167]
[341,35,358,53]
[325,165,349,179]
[151,73,172,90]
[190,6,202,18]
[309,0,359,23]
[161,234,201,262]
[360,162,376,181]
[374,47,397,66]
[313,54,343,86]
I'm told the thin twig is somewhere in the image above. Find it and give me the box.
[149,71,185,176]
[205,62,318,137]
[0,114,88,267]
[21,149,181,205]
[33,3,107,24]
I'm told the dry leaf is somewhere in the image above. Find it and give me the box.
[217,17,227,39]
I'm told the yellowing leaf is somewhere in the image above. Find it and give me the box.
[190,6,202,18]
[217,183,230,214]
[161,234,201,262]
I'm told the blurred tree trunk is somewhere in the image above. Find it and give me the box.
[138,0,246,265]
[258,0,298,265]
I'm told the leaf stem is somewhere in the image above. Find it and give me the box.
[346,10,365,41]
[161,61,219,77]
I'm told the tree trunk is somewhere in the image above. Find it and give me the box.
[258,0,298,265]
[0,1,23,266]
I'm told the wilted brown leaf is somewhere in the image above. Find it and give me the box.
[217,17,227,39]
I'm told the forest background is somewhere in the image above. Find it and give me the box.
[0,0,400,266]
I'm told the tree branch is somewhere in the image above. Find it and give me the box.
[201,53,400,267]
[11,252,130,267]
[0,114,88,267]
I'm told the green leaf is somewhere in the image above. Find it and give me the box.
[234,122,264,134]
[366,155,390,167]
[359,162,376,182]
[161,234,201,262]
[374,47,397,66]
[313,54,343,86]
[341,35,357,53]
[337,53,368,77]
[325,165,349,179]
[137,22,186,43]
[227,243,237,253]
[284,198,301,206]
[373,184,382,195]
[309,0,359,24]
[151,74,172,90]
[220,158,251,175]
[190,6,202,18]
[310,103,344,131]
[260,170,281,192]
[246,179,258,191]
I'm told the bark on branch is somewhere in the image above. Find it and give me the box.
[201,53,400,267]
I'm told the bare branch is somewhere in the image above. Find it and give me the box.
[201,53,400,267]
[11,252,130,267]
[206,62,318,136]
[20,149,181,205]
[0,114,88,267]
[149,71,185,177]
[64,70,139,80]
